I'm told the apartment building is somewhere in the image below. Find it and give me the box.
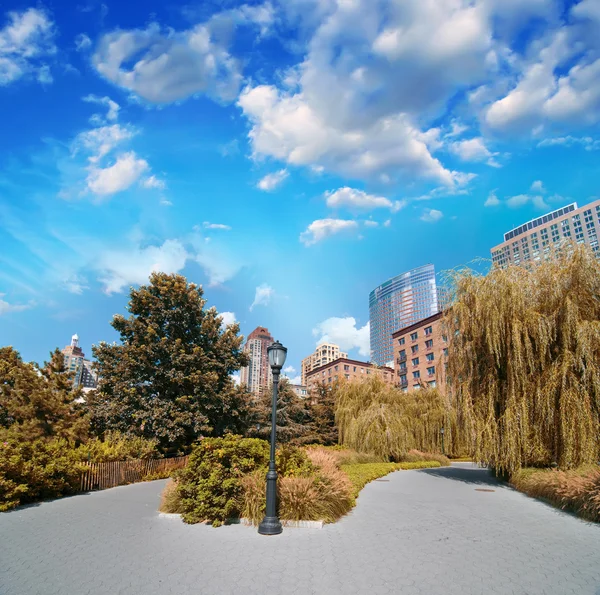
[369,264,445,367]
[300,343,348,385]
[305,357,394,392]
[289,384,309,398]
[61,334,98,390]
[240,326,274,395]
[491,199,600,268]
[392,312,448,393]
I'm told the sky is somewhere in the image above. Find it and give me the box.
[1,0,599,383]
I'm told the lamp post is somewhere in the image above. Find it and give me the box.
[440,426,445,455]
[258,340,287,536]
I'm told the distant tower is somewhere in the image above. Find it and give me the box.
[240,327,275,395]
[71,333,79,348]
[61,334,98,390]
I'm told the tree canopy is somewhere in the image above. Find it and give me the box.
[88,272,251,452]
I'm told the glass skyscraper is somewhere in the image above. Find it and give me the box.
[369,264,442,366]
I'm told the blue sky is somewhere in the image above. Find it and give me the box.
[1,0,599,382]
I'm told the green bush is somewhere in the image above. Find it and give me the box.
[175,435,270,526]
[0,438,87,511]
[75,431,160,462]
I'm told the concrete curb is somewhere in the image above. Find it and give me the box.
[157,513,324,528]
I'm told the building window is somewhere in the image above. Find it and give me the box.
[399,362,406,371]
[443,348,449,357]
[426,353,434,362]
[424,326,433,336]
[413,370,420,379]
[411,345,419,354]
[366,370,370,375]
[334,365,338,372]
[425,339,433,349]
[410,332,418,341]
[345,374,350,380]
[412,357,419,366]
[344,365,350,371]
[398,337,405,345]
[399,374,407,384]
[328,368,331,375]
[353,366,357,372]
[399,349,406,358]
[427,366,435,376]
[413,384,421,390]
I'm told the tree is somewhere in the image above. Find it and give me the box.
[446,244,600,474]
[0,347,88,443]
[249,378,309,444]
[88,272,250,452]
[302,382,338,445]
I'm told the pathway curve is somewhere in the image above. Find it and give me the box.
[1,463,599,595]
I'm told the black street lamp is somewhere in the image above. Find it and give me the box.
[440,426,445,455]
[258,340,287,536]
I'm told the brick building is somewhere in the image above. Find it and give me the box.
[301,343,348,385]
[305,357,394,392]
[61,334,98,390]
[240,326,274,395]
[392,312,448,393]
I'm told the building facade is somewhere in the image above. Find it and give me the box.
[491,199,600,268]
[289,384,308,398]
[305,357,394,392]
[392,312,448,393]
[240,326,274,395]
[61,334,98,390]
[369,264,444,367]
[300,343,348,385]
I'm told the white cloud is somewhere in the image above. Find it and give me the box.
[312,317,370,358]
[324,187,405,212]
[506,194,549,209]
[83,94,120,122]
[421,208,444,222]
[203,222,231,231]
[283,365,296,375]
[140,175,166,190]
[530,180,545,193]
[75,33,91,52]
[0,295,32,315]
[160,198,173,207]
[219,311,237,327]
[87,152,149,196]
[0,8,56,86]
[537,136,600,151]
[383,219,391,227]
[284,374,302,385]
[92,19,243,104]
[363,220,379,228]
[450,137,498,165]
[257,169,288,191]
[250,283,274,311]
[484,191,500,207]
[97,238,188,294]
[74,124,136,163]
[231,371,241,386]
[300,218,359,246]
[63,275,89,295]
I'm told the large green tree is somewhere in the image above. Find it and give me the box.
[88,273,250,452]
[0,347,88,443]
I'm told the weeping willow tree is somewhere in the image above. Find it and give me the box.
[334,375,461,460]
[445,244,600,475]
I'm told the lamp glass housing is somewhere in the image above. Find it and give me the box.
[268,341,287,369]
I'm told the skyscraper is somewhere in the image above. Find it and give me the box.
[490,199,600,268]
[369,264,442,366]
[300,343,348,385]
[240,326,275,395]
[61,334,98,390]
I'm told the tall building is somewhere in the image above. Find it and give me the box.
[491,199,600,268]
[240,326,275,395]
[300,343,348,385]
[369,264,443,367]
[61,334,98,390]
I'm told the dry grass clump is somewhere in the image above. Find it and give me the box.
[446,244,600,474]
[511,466,600,522]
[159,479,184,514]
[401,449,450,466]
[335,376,459,460]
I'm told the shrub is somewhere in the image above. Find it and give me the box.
[159,479,184,514]
[511,466,600,522]
[0,438,87,511]
[175,435,270,526]
[400,449,450,466]
[76,431,160,463]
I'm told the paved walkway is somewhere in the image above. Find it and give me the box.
[1,463,599,595]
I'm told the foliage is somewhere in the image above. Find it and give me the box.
[301,383,338,445]
[335,376,457,460]
[511,466,600,523]
[76,431,159,462]
[248,378,310,444]
[306,446,384,465]
[175,435,270,526]
[0,347,88,443]
[88,273,251,452]
[0,438,87,511]
[445,244,600,474]
[160,479,184,514]
[400,449,450,466]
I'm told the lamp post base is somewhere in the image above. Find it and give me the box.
[258,516,283,535]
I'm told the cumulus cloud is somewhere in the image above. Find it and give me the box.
[203,222,231,230]
[219,311,237,327]
[537,136,600,150]
[250,283,274,311]
[74,33,91,52]
[140,175,166,190]
[484,191,500,207]
[97,238,188,294]
[312,317,370,358]
[283,365,296,375]
[0,8,56,86]
[87,152,149,196]
[74,124,136,163]
[83,94,120,122]
[300,219,359,246]
[421,208,444,222]
[506,194,549,209]
[324,187,405,212]
[257,169,288,191]
[530,180,546,193]
[450,137,498,165]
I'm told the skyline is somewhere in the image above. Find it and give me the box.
[1,0,600,380]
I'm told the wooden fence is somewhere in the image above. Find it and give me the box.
[79,455,189,492]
